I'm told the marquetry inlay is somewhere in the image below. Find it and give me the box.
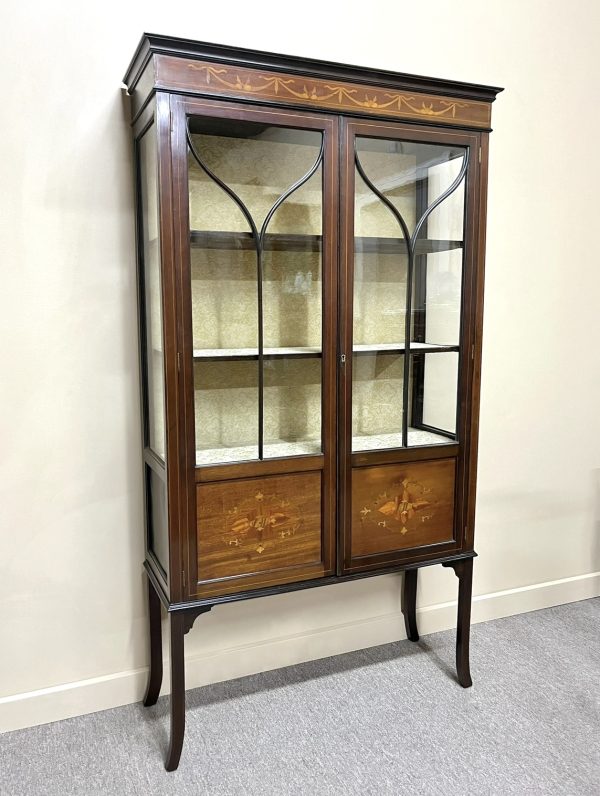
[351,459,456,557]
[155,55,492,128]
[359,477,433,538]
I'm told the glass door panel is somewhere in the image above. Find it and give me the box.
[409,352,459,444]
[194,360,258,465]
[263,357,322,457]
[412,162,465,349]
[187,116,324,465]
[352,352,404,451]
[351,133,467,451]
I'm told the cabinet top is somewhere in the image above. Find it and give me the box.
[124,33,503,130]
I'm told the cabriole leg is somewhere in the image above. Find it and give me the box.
[165,612,186,771]
[143,578,163,707]
[443,558,474,688]
[402,568,419,642]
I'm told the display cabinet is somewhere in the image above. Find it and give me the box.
[124,34,502,770]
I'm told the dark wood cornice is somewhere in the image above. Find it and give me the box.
[123,33,504,103]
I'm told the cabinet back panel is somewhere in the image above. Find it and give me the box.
[351,459,455,558]
[197,472,323,585]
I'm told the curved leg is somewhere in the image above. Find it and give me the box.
[165,612,186,771]
[402,568,419,642]
[143,578,163,707]
[443,558,474,688]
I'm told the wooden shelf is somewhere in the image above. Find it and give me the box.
[357,237,463,256]
[353,342,459,355]
[196,429,454,465]
[191,343,457,360]
[191,230,321,252]
[353,428,454,451]
[190,230,462,255]
[191,343,458,360]
[193,346,322,361]
[196,439,321,466]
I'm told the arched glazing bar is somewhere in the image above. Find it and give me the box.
[354,144,468,447]
[187,124,324,459]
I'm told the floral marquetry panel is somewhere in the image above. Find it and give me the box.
[196,472,323,591]
[351,459,456,558]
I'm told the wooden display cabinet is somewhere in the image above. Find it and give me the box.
[124,34,502,770]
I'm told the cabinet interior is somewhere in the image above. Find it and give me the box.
[187,123,465,464]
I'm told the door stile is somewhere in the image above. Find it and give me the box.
[337,117,356,574]
[154,91,185,603]
[461,131,488,551]
[321,114,340,579]
[168,93,195,601]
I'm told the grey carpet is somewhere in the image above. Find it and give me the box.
[1,598,599,796]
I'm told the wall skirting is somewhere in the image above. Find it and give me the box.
[2,572,598,734]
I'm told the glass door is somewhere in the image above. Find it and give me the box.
[185,114,327,466]
[340,119,479,572]
[173,99,337,597]
[351,134,466,450]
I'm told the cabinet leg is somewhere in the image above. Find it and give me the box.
[443,558,474,688]
[165,612,186,772]
[143,578,163,707]
[402,568,419,642]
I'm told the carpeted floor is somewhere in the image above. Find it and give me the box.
[1,598,599,795]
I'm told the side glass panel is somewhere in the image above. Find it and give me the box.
[138,122,169,578]
[352,136,467,451]
[138,125,166,460]
[187,118,324,465]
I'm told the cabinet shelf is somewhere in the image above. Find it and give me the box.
[191,342,458,360]
[196,440,321,466]
[193,346,322,360]
[353,428,454,451]
[191,343,457,360]
[353,342,459,355]
[190,230,462,255]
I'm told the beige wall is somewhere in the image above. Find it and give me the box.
[1,0,599,730]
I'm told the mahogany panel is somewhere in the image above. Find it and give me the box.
[196,455,324,483]
[352,444,459,467]
[154,55,492,129]
[197,472,322,585]
[351,459,456,558]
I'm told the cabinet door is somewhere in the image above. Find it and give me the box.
[171,98,337,597]
[339,119,481,573]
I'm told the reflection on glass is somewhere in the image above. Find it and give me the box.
[352,136,466,449]
[409,352,458,443]
[139,125,166,460]
[412,160,465,347]
[188,119,324,464]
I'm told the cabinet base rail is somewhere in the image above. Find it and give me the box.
[142,554,475,771]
